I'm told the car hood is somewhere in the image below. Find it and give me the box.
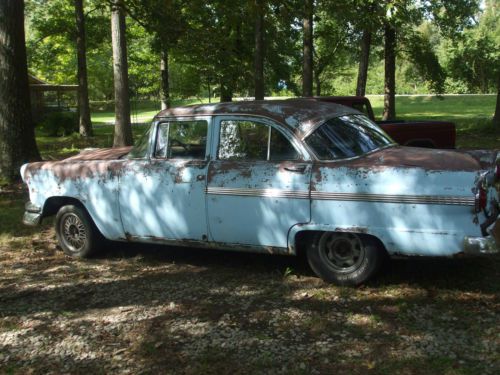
[21,147,132,183]
[64,147,133,161]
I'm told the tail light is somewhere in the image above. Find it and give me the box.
[475,186,487,213]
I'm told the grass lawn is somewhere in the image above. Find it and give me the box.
[91,98,213,125]
[368,94,499,149]
[35,124,150,160]
[30,94,498,160]
[88,94,499,151]
[367,94,497,123]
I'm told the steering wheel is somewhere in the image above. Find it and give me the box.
[170,139,188,151]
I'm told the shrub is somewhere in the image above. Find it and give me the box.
[38,111,78,137]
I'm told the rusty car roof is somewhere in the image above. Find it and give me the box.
[154,99,360,138]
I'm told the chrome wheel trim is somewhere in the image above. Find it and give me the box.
[60,213,87,252]
[318,233,365,273]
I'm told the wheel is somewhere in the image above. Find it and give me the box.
[306,232,383,286]
[55,205,101,258]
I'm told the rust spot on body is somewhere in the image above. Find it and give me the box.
[65,146,132,161]
[26,159,127,183]
[155,99,357,140]
[313,146,481,172]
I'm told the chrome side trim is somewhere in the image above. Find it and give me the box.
[311,191,475,206]
[206,186,475,206]
[206,187,309,199]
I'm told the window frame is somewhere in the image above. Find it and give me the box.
[214,115,307,162]
[304,114,395,161]
[152,117,211,161]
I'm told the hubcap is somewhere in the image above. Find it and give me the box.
[319,233,365,273]
[61,213,87,252]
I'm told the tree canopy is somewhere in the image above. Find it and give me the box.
[24,0,497,101]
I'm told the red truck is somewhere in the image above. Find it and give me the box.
[314,96,456,149]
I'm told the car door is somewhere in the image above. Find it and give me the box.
[206,116,312,249]
[119,117,211,241]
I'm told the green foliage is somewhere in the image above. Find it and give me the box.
[404,32,446,94]
[37,111,78,137]
[26,0,111,97]
[23,0,496,103]
[127,22,161,97]
[424,0,480,36]
[178,0,255,98]
[311,2,355,95]
[169,60,203,99]
[445,2,500,94]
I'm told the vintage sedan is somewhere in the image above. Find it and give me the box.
[21,100,500,285]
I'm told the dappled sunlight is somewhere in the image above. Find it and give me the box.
[345,312,381,328]
[0,232,498,373]
[207,160,311,248]
[119,159,206,240]
[208,285,263,298]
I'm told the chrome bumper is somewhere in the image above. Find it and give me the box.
[22,202,42,226]
[464,219,500,255]
[463,236,498,254]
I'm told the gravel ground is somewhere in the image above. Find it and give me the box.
[1,225,499,374]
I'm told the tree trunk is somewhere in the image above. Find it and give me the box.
[254,0,265,100]
[220,79,233,102]
[111,1,132,147]
[302,0,313,97]
[315,72,321,96]
[160,48,170,110]
[74,0,92,137]
[382,23,396,121]
[0,0,40,182]
[493,73,500,127]
[207,74,212,103]
[356,30,371,97]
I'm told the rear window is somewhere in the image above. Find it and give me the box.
[306,115,394,160]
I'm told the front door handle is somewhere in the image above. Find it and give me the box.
[284,166,307,173]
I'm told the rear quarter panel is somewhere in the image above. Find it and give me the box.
[309,164,482,256]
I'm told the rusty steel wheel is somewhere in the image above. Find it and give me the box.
[318,232,365,273]
[55,205,101,258]
[307,232,384,286]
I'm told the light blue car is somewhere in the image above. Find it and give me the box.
[21,100,500,285]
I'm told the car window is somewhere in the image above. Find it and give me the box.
[306,114,394,160]
[127,125,153,159]
[218,120,299,161]
[154,120,208,160]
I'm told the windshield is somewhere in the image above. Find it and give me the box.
[305,115,394,160]
[126,125,153,159]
